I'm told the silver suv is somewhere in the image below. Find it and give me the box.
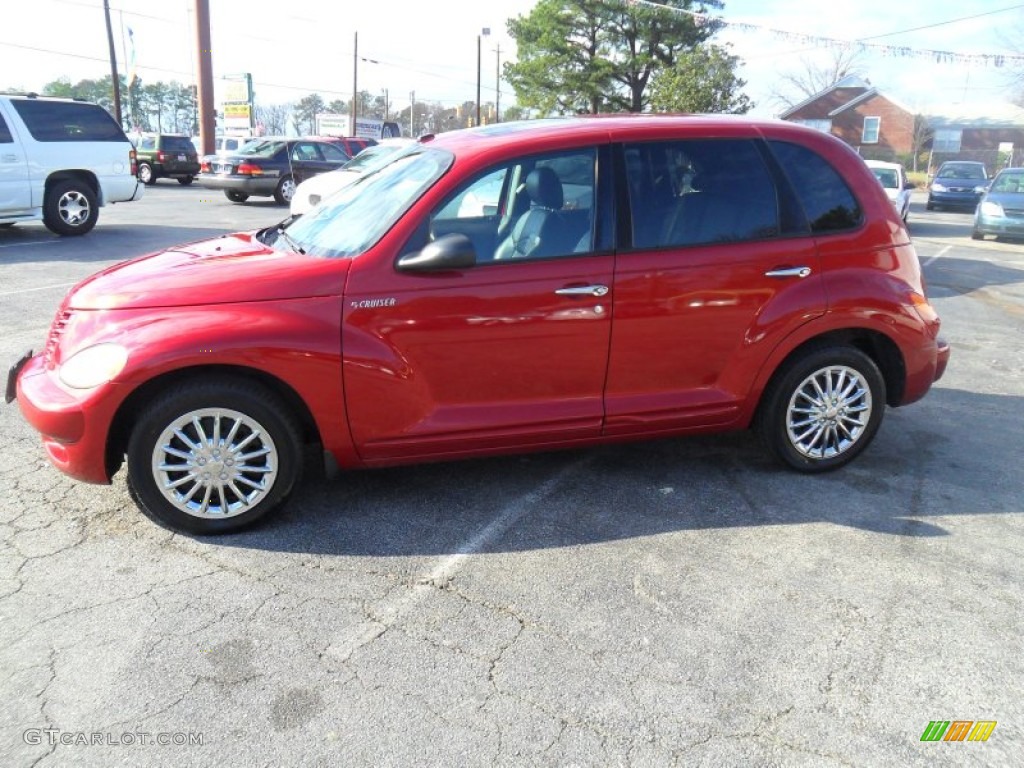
[0,94,143,235]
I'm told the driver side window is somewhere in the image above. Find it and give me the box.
[422,148,597,264]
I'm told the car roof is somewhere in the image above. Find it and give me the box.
[864,160,903,170]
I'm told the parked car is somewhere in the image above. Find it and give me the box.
[134,133,200,185]
[865,159,912,221]
[0,93,142,235]
[330,136,377,158]
[197,137,351,204]
[926,160,989,211]
[290,138,416,215]
[9,116,950,534]
[214,134,256,156]
[972,167,1024,240]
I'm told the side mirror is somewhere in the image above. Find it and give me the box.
[396,233,477,272]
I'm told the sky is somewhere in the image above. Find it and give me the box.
[2,0,1023,120]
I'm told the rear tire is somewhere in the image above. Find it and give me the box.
[178,176,194,186]
[273,175,296,205]
[757,345,886,473]
[224,190,249,203]
[126,379,301,534]
[42,179,98,236]
[138,163,156,185]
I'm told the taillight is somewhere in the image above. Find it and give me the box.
[129,148,137,176]
[157,151,166,162]
[200,160,211,173]
[236,162,263,176]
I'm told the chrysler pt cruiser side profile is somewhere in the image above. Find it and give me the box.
[9,116,950,534]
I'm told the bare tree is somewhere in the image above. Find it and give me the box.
[770,48,868,111]
[254,103,289,135]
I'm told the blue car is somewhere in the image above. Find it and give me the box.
[926,161,989,211]
[973,167,1024,240]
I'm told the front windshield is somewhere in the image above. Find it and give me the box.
[939,163,986,180]
[344,144,404,172]
[282,147,453,258]
[991,172,1024,193]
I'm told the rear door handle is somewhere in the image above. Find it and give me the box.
[765,266,812,279]
[555,284,609,297]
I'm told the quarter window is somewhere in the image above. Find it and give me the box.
[862,116,880,144]
[769,141,862,233]
[623,139,780,249]
[11,100,125,142]
[0,113,11,143]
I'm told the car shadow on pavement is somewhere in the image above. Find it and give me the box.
[924,256,1024,299]
[0,226,245,264]
[206,386,1022,556]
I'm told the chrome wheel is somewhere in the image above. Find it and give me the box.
[138,163,154,184]
[786,365,872,460]
[151,407,279,520]
[58,189,92,228]
[274,176,296,204]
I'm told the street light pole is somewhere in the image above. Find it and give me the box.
[351,31,358,136]
[101,0,123,126]
[495,43,501,123]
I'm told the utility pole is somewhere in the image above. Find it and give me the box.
[409,90,415,136]
[351,31,358,136]
[193,0,215,156]
[102,0,123,126]
[495,43,501,123]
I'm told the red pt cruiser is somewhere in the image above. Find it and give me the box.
[9,116,950,534]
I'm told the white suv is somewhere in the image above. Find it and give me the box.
[0,94,143,235]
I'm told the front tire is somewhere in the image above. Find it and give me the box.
[42,179,98,236]
[126,379,301,534]
[274,175,296,205]
[971,228,984,240]
[224,190,249,203]
[757,346,886,473]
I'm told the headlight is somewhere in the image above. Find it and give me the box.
[58,343,128,389]
[980,201,1004,217]
[931,182,947,192]
[974,185,988,194]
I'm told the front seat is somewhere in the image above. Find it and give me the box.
[494,167,566,260]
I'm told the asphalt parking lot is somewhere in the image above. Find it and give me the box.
[1,186,1022,767]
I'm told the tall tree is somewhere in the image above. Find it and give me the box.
[255,103,289,135]
[649,44,751,113]
[505,0,724,115]
[292,93,325,135]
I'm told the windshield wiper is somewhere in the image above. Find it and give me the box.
[275,226,306,255]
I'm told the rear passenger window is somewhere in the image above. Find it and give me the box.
[769,141,862,233]
[11,100,126,142]
[0,113,11,143]
[623,139,779,249]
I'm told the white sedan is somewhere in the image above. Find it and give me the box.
[290,138,416,215]
[865,159,912,222]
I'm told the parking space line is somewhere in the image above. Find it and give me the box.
[0,281,76,297]
[326,457,588,663]
[0,240,58,250]
[921,245,951,267]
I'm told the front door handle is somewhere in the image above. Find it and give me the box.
[765,266,812,279]
[555,284,609,297]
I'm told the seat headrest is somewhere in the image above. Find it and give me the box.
[526,167,563,210]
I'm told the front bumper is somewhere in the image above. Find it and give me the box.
[13,354,123,484]
[975,212,1024,237]
[929,190,983,209]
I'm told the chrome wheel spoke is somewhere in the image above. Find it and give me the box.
[786,365,873,460]
[152,407,279,520]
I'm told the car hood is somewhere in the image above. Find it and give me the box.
[67,232,348,310]
[984,190,1024,207]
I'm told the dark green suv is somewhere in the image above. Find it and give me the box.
[134,134,200,185]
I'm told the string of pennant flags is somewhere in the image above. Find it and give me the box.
[620,0,1024,67]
